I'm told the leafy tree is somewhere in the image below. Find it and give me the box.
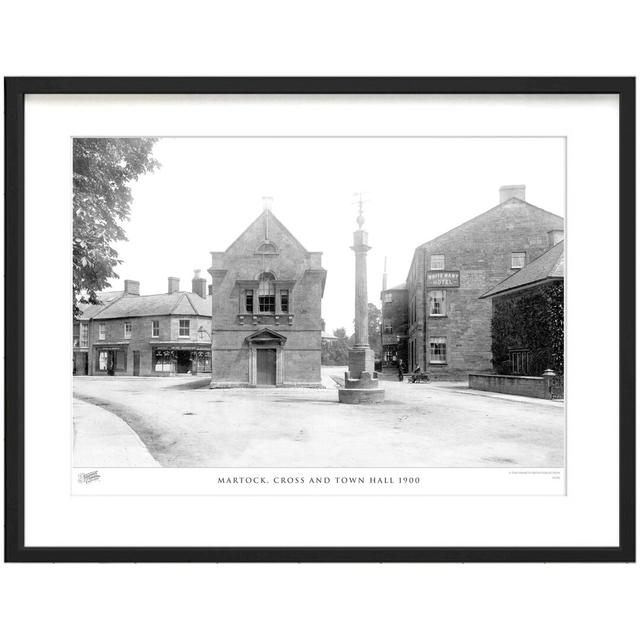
[73,138,159,316]
[348,303,382,356]
[321,327,350,365]
[367,302,382,357]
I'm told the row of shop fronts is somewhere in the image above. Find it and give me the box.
[73,344,212,376]
[73,275,214,377]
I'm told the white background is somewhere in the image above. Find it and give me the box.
[1,1,638,639]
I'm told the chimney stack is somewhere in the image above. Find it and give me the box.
[548,229,564,247]
[499,185,526,203]
[168,277,180,294]
[124,279,140,296]
[382,256,388,292]
[191,269,207,299]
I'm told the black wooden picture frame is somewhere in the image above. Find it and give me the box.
[4,77,635,562]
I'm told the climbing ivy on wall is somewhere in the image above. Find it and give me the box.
[491,281,564,375]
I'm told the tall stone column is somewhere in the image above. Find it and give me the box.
[338,205,384,404]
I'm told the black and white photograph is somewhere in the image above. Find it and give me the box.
[6,78,633,564]
[2,3,639,639]
[71,136,566,475]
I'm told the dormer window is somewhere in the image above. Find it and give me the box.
[511,252,526,269]
[258,272,276,312]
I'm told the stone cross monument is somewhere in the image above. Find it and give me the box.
[338,197,385,404]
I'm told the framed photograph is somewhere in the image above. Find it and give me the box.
[4,77,635,562]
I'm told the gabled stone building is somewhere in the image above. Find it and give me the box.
[208,204,326,387]
[405,185,564,378]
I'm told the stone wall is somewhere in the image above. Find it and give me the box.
[468,373,550,399]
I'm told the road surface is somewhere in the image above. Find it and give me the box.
[73,368,564,468]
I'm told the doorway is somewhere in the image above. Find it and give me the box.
[175,350,192,374]
[133,351,140,376]
[107,351,115,376]
[74,352,88,375]
[256,349,277,385]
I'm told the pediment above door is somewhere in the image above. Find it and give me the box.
[245,327,288,345]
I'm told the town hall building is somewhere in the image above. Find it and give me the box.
[208,203,326,387]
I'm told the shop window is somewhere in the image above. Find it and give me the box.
[510,350,531,374]
[179,319,190,337]
[124,321,132,339]
[429,337,447,363]
[511,252,526,269]
[152,320,159,338]
[192,350,212,374]
[280,289,289,313]
[258,272,276,313]
[98,323,105,340]
[244,290,254,313]
[154,349,174,373]
[430,254,445,270]
[98,349,126,372]
[429,290,446,316]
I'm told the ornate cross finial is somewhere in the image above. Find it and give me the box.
[262,196,273,212]
[353,192,365,229]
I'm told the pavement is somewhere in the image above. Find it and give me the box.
[73,397,160,467]
[73,368,564,468]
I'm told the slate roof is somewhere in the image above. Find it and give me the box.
[77,291,212,320]
[480,240,564,299]
[384,282,407,291]
[417,197,563,250]
[77,290,125,319]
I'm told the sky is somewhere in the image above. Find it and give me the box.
[107,137,565,333]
